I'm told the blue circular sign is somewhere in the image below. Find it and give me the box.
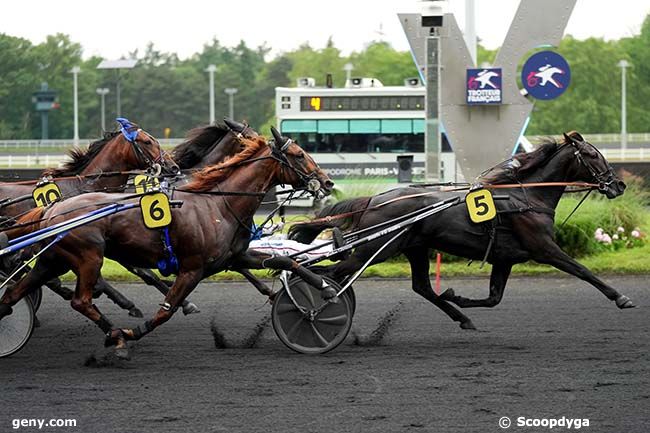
[521,50,571,100]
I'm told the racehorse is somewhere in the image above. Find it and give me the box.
[0,128,333,358]
[288,132,633,330]
[0,119,252,317]
[0,120,178,316]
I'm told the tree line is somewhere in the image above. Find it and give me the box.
[0,14,648,140]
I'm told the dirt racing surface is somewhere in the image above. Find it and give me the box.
[1,275,648,433]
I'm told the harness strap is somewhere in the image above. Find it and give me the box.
[497,206,556,217]
[157,226,178,276]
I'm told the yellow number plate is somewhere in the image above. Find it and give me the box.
[140,192,172,229]
[32,182,63,207]
[465,189,496,223]
[134,174,160,194]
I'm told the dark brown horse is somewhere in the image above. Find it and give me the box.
[0,129,333,358]
[288,132,633,330]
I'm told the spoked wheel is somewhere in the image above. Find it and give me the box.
[0,287,35,358]
[272,276,354,354]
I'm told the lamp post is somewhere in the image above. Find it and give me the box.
[97,59,137,117]
[70,66,81,145]
[96,88,110,131]
[618,59,630,152]
[224,88,238,119]
[343,63,354,86]
[206,65,217,123]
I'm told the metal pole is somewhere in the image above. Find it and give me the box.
[41,112,48,140]
[101,92,106,131]
[425,29,441,181]
[224,88,238,120]
[116,70,121,117]
[206,65,217,123]
[464,0,477,65]
[71,66,81,145]
[96,88,109,131]
[618,60,630,152]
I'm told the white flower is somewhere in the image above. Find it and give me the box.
[617,226,625,233]
[601,234,612,244]
[631,230,641,238]
[595,228,604,236]
[612,234,619,240]
[595,233,604,241]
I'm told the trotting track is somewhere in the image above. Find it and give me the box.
[1,275,648,432]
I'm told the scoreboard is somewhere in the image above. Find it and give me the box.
[299,95,424,112]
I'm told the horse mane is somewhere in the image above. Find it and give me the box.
[42,131,120,177]
[480,137,565,184]
[171,123,231,169]
[183,136,269,192]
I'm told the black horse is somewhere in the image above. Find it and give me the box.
[289,132,633,330]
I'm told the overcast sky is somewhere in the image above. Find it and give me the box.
[1,1,648,60]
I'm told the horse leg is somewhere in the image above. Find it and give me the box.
[45,278,74,300]
[109,270,204,348]
[404,248,476,330]
[124,266,200,315]
[0,258,65,320]
[67,256,133,358]
[93,276,144,318]
[440,263,512,308]
[532,240,634,308]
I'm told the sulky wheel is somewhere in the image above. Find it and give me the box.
[0,286,35,358]
[28,287,43,313]
[272,276,353,354]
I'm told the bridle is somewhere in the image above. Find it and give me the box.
[120,125,170,176]
[568,139,616,193]
[269,137,323,195]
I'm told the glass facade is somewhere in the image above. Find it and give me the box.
[281,118,425,153]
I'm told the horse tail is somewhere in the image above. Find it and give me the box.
[288,196,371,243]
[1,207,45,241]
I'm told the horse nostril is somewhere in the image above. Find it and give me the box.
[325,180,334,189]
[618,180,626,191]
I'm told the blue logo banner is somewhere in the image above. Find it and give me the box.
[466,68,502,105]
[521,51,571,100]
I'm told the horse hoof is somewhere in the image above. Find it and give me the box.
[182,302,201,315]
[128,307,144,318]
[615,295,635,309]
[460,320,477,330]
[321,287,338,302]
[439,288,455,301]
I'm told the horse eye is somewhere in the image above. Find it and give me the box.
[297,152,305,159]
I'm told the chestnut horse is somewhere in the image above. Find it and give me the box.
[0,129,333,358]
[288,132,633,330]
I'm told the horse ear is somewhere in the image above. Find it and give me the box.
[223,117,246,133]
[563,132,573,144]
[568,130,584,143]
[270,126,283,144]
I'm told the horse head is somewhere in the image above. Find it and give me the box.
[270,126,333,198]
[563,131,626,199]
[115,117,180,176]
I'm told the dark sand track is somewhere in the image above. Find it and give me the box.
[1,275,648,433]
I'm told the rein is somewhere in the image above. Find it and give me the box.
[299,181,600,226]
